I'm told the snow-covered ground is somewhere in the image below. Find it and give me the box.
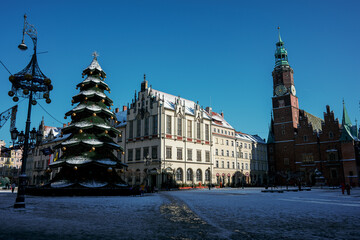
[0,188,359,240]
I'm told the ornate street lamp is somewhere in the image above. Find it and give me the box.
[9,15,52,208]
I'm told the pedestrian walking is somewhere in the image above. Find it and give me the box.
[345,184,351,195]
[11,183,15,193]
[341,183,345,195]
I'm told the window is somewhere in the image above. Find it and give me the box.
[221,161,224,168]
[216,160,219,168]
[187,149,192,161]
[237,162,240,169]
[227,161,229,168]
[232,151,234,157]
[226,150,229,157]
[196,169,202,181]
[176,168,183,181]
[241,152,243,158]
[144,117,149,136]
[197,122,201,139]
[127,149,133,162]
[205,151,210,162]
[197,150,201,162]
[205,124,209,141]
[177,148,183,160]
[216,138,218,144]
[166,115,172,134]
[249,154,251,159]
[237,152,240,157]
[241,163,244,169]
[231,141,234,146]
[152,146,158,159]
[136,119,141,137]
[143,147,149,159]
[215,149,218,155]
[245,163,248,170]
[213,128,216,132]
[245,153,248,159]
[129,121,133,138]
[166,147,172,159]
[302,154,313,163]
[205,169,210,181]
[329,131,334,139]
[152,115,158,134]
[187,120,192,138]
[135,148,141,160]
[177,117,182,136]
[221,150,224,156]
[221,139,224,145]
[187,169,193,182]
[226,140,229,146]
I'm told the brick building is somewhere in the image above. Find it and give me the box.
[267,33,359,187]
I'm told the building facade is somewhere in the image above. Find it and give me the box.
[268,34,360,187]
[123,77,213,188]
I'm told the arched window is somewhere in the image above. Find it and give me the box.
[187,168,193,182]
[196,169,202,182]
[176,168,183,181]
[205,169,210,181]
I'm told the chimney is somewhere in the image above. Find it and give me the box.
[123,105,128,111]
[115,108,119,113]
[205,106,212,114]
[221,111,224,118]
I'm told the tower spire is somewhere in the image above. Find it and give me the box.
[274,27,289,67]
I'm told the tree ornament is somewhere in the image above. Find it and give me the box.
[46,98,51,104]
[109,91,111,94]
[71,99,74,103]
[122,151,125,155]
[85,97,88,100]
[13,96,19,102]
[109,107,111,110]
[107,167,113,173]
[91,147,96,151]
[62,147,66,151]
[110,116,114,120]
[79,129,83,134]
[93,113,97,117]
[9,75,15,82]
[74,166,78,171]
[115,120,118,124]
[43,93,49,99]
[105,130,108,134]
[64,116,67,119]
[31,100,37,105]
[89,71,93,75]
[118,133,122,137]
[96,84,98,88]
[81,84,85,87]
[8,91,15,97]
[72,113,76,117]
[23,89,29,95]
[101,99,105,103]
[106,87,109,91]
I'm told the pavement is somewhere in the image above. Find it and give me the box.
[0,187,359,240]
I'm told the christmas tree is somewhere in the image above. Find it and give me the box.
[49,53,128,190]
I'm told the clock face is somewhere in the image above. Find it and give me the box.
[275,85,287,96]
[290,85,296,96]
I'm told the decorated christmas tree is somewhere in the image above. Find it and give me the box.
[48,53,128,191]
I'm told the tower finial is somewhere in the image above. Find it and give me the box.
[277,26,282,42]
[92,51,99,59]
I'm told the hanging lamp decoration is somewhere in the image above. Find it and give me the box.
[8,14,53,103]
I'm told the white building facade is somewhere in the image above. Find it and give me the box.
[123,78,213,188]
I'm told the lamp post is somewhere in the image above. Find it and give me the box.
[144,154,152,189]
[9,15,52,208]
[207,167,212,190]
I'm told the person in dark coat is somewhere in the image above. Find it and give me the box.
[345,184,351,195]
[341,183,345,195]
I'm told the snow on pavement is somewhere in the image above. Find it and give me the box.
[0,188,359,240]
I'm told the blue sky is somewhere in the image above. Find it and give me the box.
[1,0,359,144]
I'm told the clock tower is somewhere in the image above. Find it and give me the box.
[272,31,299,138]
